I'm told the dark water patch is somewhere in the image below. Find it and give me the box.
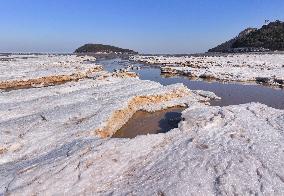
[112,107,184,138]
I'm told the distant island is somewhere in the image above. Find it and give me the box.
[74,43,138,54]
[209,20,284,53]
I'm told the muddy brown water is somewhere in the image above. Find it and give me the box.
[99,58,284,138]
[112,106,185,138]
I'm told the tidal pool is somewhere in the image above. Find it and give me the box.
[112,107,184,138]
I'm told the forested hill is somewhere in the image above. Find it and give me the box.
[75,44,138,54]
[209,20,284,52]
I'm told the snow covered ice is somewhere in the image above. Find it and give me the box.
[0,54,284,195]
[0,54,101,89]
[131,53,284,87]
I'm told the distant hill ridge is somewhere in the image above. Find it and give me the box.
[209,20,284,53]
[75,44,138,54]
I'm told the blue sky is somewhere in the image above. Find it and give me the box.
[0,0,283,54]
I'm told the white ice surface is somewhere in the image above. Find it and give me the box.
[131,54,284,86]
[0,54,98,81]
[1,102,284,195]
[1,54,283,195]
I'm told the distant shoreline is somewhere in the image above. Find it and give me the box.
[2,50,284,58]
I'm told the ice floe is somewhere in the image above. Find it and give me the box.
[0,54,101,90]
[131,54,284,87]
